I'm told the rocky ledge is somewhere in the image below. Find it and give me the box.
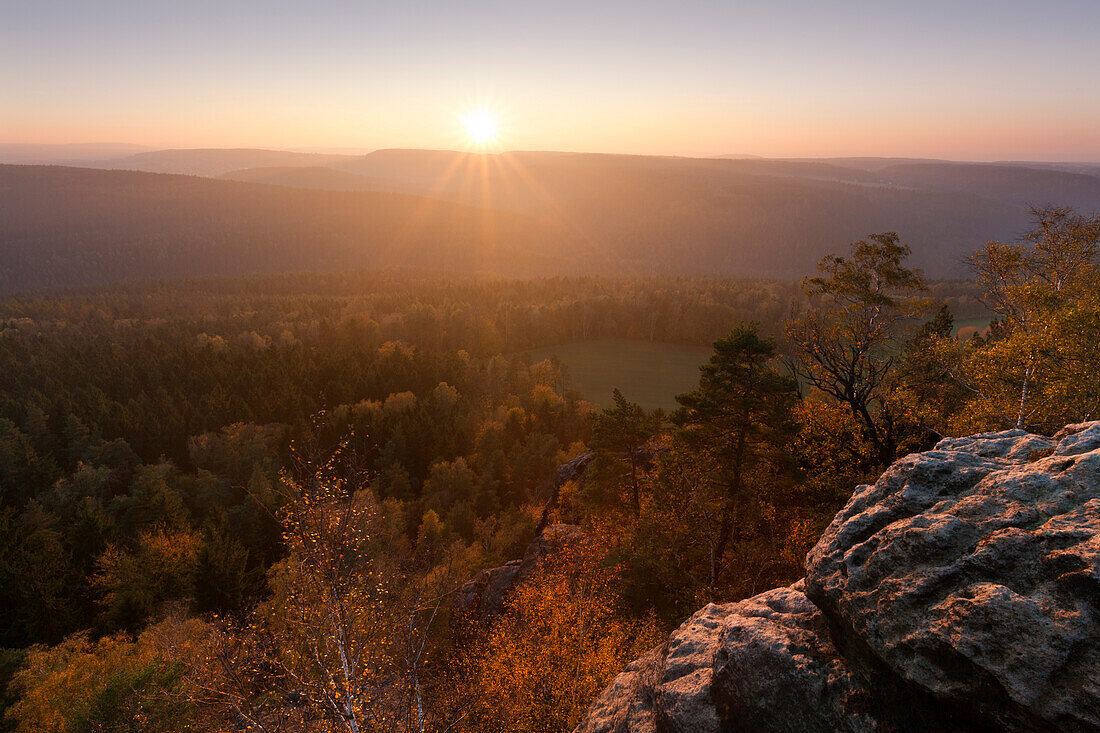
[453,523,587,626]
[575,422,1100,732]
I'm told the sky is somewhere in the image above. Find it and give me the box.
[3,0,1100,160]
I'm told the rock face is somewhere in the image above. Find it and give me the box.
[453,523,587,625]
[575,423,1100,732]
[808,422,1100,731]
[575,581,957,733]
[535,451,595,535]
[455,450,595,627]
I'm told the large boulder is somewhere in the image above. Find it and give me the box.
[575,422,1100,732]
[807,422,1100,731]
[574,582,957,733]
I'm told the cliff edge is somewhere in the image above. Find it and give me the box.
[575,422,1100,732]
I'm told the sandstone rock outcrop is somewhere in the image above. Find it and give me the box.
[575,423,1100,732]
[455,450,595,628]
[453,523,587,625]
[535,451,595,535]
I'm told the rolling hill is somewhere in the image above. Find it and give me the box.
[876,162,1100,209]
[223,149,1100,275]
[218,165,398,192]
[319,150,1075,277]
[0,142,154,165]
[87,148,359,176]
[0,165,572,293]
[1,149,1099,293]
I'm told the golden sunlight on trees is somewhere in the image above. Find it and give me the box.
[943,207,1100,432]
[260,470,391,731]
[190,436,470,733]
[789,400,878,512]
[96,529,201,631]
[8,260,1100,731]
[5,616,210,733]
[453,542,661,733]
[787,233,934,466]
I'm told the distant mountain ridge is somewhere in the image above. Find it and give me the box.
[218,166,401,192]
[0,142,154,165]
[1,148,1098,292]
[82,148,360,177]
[0,165,574,294]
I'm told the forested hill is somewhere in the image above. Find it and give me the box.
[2,154,1099,292]
[0,165,573,294]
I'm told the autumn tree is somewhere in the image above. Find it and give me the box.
[889,303,970,444]
[453,542,660,733]
[4,617,209,733]
[95,528,201,631]
[255,441,393,732]
[786,233,933,466]
[947,207,1100,432]
[202,433,467,733]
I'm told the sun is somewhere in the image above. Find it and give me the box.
[461,108,500,148]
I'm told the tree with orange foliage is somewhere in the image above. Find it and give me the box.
[95,528,201,631]
[948,207,1100,432]
[4,615,214,733]
[453,541,661,733]
[786,234,932,466]
[198,433,467,733]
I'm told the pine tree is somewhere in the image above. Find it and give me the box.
[673,325,798,575]
[590,389,662,515]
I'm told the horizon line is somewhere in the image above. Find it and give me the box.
[2,142,1099,167]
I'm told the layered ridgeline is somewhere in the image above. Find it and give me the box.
[0,165,572,293]
[574,423,1100,732]
[3,149,1100,291]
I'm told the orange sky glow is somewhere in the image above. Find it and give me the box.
[3,1,1099,160]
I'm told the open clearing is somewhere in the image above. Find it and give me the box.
[955,316,993,338]
[522,339,711,411]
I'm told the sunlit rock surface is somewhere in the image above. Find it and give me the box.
[576,422,1100,732]
[808,422,1100,730]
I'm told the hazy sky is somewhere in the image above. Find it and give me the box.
[4,0,1100,159]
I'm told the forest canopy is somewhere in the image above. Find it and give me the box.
[2,208,1098,731]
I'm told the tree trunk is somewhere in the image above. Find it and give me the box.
[630,454,639,515]
[1017,362,1032,429]
[713,511,734,585]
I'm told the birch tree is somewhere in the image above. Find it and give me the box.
[951,207,1100,432]
[786,233,932,466]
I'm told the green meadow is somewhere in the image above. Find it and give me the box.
[954,316,993,338]
[522,339,712,411]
